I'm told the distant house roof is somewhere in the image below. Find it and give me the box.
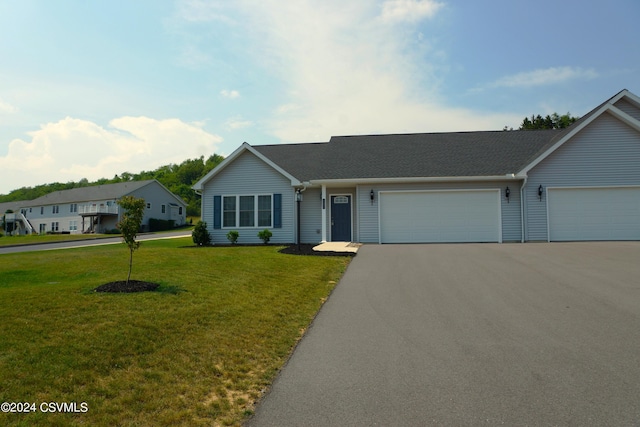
[0,201,24,214]
[11,180,159,208]
[253,129,562,182]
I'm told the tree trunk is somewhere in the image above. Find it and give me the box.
[127,248,133,285]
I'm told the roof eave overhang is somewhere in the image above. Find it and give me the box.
[307,174,523,186]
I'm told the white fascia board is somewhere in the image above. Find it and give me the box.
[243,144,302,186]
[518,96,640,176]
[607,105,640,133]
[193,143,250,190]
[193,142,302,190]
[518,104,610,176]
[309,175,523,186]
[148,179,188,206]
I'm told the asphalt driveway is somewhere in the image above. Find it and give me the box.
[246,242,640,426]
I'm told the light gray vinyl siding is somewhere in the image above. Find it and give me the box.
[130,181,187,230]
[357,181,521,243]
[299,188,323,243]
[201,150,295,244]
[525,111,640,241]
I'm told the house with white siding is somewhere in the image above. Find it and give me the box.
[193,89,640,244]
[2,180,186,235]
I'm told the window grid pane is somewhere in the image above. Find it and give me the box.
[239,196,254,227]
[258,195,272,227]
[223,196,236,227]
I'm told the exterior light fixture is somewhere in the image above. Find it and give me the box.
[505,186,510,203]
[538,185,543,201]
[370,189,375,204]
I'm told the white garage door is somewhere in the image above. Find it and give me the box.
[379,190,501,243]
[548,187,640,241]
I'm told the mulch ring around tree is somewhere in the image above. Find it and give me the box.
[94,280,160,293]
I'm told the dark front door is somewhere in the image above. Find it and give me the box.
[331,195,351,241]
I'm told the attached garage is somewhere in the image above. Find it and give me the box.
[547,187,640,241]
[379,189,502,243]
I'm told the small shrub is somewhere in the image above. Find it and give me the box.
[257,229,272,244]
[226,230,239,244]
[192,221,212,246]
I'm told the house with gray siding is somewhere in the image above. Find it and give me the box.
[2,180,187,235]
[193,89,640,244]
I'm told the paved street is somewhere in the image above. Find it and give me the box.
[0,230,191,254]
[246,242,640,426]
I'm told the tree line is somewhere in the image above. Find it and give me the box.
[0,154,224,217]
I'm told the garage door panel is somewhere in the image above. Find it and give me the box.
[380,190,501,243]
[548,187,640,241]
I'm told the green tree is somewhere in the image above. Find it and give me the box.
[117,196,146,285]
[520,112,579,130]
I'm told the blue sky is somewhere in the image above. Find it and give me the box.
[1,0,638,194]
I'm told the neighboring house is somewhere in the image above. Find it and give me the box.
[1,180,186,235]
[193,89,640,244]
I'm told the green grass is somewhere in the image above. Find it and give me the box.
[0,238,351,426]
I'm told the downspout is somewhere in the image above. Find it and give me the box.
[295,184,308,249]
[520,175,528,243]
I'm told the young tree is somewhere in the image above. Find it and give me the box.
[117,196,146,285]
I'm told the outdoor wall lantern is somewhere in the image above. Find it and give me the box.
[295,189,303,202]
[505,186,510,203]
[538,185,543,201]
[370,189,375,204]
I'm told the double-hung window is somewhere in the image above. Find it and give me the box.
[222,195,272,228]
[223,196,237,228]
[239,196,255,227]
[257,195,272,227]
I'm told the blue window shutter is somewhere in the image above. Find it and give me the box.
[273,194,282,228]
[213,195,221,229]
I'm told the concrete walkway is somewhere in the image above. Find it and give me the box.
[312,241,361,253]
[246,242,640,426]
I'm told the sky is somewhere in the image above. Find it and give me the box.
[1,0,639,195]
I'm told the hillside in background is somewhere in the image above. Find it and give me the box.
[0,154,224,217]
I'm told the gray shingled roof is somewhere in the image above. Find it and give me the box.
[253,129,562,181]
[15,180,155,208]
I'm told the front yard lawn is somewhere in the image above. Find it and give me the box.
[0,238,351,426]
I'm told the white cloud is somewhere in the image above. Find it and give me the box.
[485,66,599,89]
[176,0,235,24]
[0,98,18,113]
[185,0,514,143]
[220,89,240,99]
[0,117,222,193]
[225,116,253,130]
[380,0,444,23]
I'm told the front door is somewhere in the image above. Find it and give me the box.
[331,195,351,241]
